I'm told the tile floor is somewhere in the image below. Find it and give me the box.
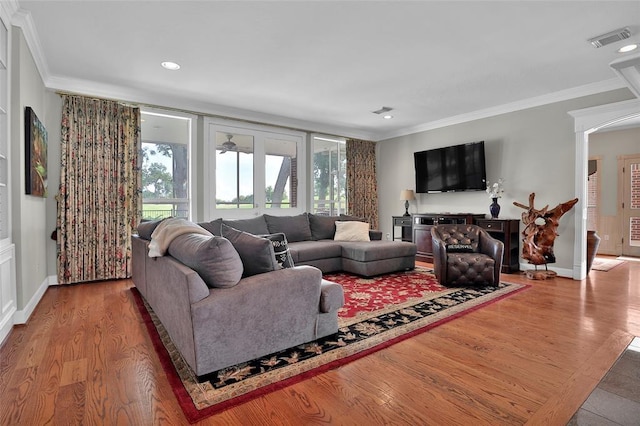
[567,337,640,425]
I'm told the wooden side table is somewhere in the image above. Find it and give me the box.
[475,218,520,273]
[392,216,413,242]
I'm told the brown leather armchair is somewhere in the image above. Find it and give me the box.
[431,224,504,286]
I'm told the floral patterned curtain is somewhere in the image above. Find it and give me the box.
[346,139,378,230]
[57,95,141,284]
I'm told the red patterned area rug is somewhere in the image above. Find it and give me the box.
[132,267,527,423]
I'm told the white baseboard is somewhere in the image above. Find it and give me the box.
[13,275,54,324]
[0,304,16,346]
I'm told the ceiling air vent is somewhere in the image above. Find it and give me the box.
[589,27,631,48]
[372,106,393,115]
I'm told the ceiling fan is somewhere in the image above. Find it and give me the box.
[219,134,237,154]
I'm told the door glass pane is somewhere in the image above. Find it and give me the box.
[141,112,191,220]
[216,132,254,209]
[630,162,640,247]
[313,137,346,215]
[265,138,296,209]
[586,164,598,231]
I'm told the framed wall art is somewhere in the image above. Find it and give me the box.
[24,106,47,197]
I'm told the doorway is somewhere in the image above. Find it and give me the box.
[570,98,640,279]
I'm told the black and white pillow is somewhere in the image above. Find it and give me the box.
[260,233,294,269]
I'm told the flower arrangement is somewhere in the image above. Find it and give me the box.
[486,178,505,199]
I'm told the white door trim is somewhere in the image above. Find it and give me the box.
[569,98,640,279]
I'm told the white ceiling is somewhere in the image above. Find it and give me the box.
[14,1,640,140]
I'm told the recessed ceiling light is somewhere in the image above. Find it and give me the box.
[618,43,638,53]
[161,61,181,70]
[383,115,394,120]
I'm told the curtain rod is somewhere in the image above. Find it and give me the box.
[53,90,350,141]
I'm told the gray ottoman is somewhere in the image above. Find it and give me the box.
[339,240,416,277]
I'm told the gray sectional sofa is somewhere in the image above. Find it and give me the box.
[199,213,417,277]
[131,213,416,377]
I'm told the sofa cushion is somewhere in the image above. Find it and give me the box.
[222,224,279,277]
[308,214,339,240]
[288,240,343,262]
[167,233,243,288]
[446,253,496,285]
[339,214,366,222]
[198,218,223,236]
[334,221,370,242]
[260,233,294,269]
[264,213,312,242]
[137,218,167,240]
[148,218,212,257]
[221,216,269,235]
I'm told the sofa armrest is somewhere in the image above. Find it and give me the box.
[430,228,448,285]
[478,228,505,280]
[320,279,345,313]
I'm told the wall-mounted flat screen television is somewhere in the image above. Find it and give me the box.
[414,141,486,193]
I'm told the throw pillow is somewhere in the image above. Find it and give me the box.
[446,243,474,253]
[221,224,279,277]
[264,213,312,242]
[198,218,223,236]
[137,217,169,240]
[308,213,339,240]
[220,216,269,235]
[168,233,243,288]
[260,233,294,268]
[334,220,371,242]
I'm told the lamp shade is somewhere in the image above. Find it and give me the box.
[399,189,415,201]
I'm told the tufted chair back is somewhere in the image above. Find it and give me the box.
[431,224,504,287]
[432,224,481,252]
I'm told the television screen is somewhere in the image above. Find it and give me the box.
[414,141,486,193]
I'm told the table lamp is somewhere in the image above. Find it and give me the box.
[400,189,415,216]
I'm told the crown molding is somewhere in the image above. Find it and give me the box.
[46,75,377,141]
[377,78,627,141]
[0,0,18,23]
[11,7,49,83]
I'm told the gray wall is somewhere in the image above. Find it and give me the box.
[10,27,52,309]
[377,89,634,274]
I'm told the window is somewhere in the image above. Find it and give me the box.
[587,158,599,231]
[207,121,303,217]
[141,111,192,220]
[312,136,346,215]
[265,137,297,209]
[215,131,254,209]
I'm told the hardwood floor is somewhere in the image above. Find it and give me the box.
[1,258,639,425]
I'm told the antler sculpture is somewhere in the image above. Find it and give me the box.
[513,193,578,266]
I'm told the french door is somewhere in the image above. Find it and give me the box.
[621,155,640,257]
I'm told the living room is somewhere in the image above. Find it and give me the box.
[2,1,640,424]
